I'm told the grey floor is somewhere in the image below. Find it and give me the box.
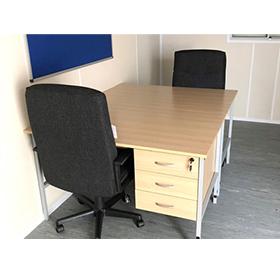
[26,121,280,239]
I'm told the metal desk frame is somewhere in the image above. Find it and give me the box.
[195,105,234,238]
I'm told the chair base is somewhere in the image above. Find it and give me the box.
[55,192,144,238]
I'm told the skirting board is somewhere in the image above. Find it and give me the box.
[226,116,280,125]
[48,192,72,215]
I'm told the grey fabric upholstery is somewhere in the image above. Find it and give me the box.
[26,84,119,199]
[172,49,226,89]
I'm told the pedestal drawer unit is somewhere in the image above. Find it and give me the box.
[135,149,200,221]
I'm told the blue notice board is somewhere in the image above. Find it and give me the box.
[27,34,113,79]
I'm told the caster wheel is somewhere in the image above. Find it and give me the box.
[56,224,64,233]
[122,194,131,204]
[135,218,145,228]
[196,236,201,239]
[212,195,217,204]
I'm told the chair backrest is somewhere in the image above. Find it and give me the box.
[172,49,226,89]
[26,84,118,198]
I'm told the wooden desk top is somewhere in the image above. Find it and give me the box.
[24,83,237,158]
[105,84,236,158]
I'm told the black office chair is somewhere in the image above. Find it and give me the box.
[25,84,144,239]
[172,49,226,89]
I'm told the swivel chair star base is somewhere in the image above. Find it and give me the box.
[55,192,144,239]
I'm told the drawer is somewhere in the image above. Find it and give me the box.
[136,190,197,221]
[135,170,197,200]
[134,149,198,179]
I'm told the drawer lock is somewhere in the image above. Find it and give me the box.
[188,158,195,172]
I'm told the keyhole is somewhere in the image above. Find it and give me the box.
[188,158,194,172]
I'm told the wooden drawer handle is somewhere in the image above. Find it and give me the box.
[155,202,174,208]
[154,161,174,166]
[155,182,174,188]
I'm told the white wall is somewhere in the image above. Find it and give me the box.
[161,34,280,123]
[0,34,160,238]
[137,35,160,85]
[0,35,43,238]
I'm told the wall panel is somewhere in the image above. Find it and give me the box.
[137,34,160,85]
[249,44,279,119]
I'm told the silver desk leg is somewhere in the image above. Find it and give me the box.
[213,121,224,204]
[196,158,205,239]
[31,135,49,220]
[226,106,233,164]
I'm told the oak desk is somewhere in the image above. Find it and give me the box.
[24,83,237,238]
